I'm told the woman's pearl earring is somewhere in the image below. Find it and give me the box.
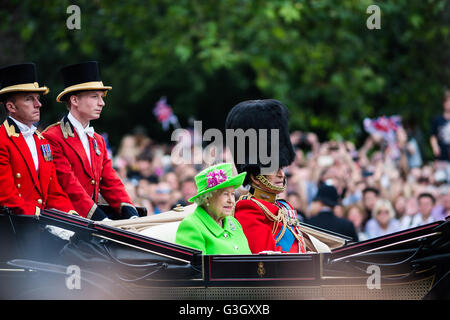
[206,202,210,206]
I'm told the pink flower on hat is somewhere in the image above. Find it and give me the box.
[206,169,228,189]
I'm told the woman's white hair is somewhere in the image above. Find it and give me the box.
[372,199,396,220]
[194,189,220,207]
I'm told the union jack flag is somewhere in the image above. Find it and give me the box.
[363,115,402,143]
[153,96,179,131]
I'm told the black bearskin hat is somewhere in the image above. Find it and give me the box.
[225,99,295,185]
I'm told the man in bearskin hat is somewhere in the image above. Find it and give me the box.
[0,63,77,216]
[43,61,138,221]
[225,99,325,253]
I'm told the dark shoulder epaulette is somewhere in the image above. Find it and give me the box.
[238,194,252,201]
[42,122,60,134]
[3,119,19,138]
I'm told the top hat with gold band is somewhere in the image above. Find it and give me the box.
[0,63,49,99]
[56,61,111,102]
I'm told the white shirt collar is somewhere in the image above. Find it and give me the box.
[68,112,88,132]
[67,112,94,165]
[8,116,39,171]
[68,112,94,137]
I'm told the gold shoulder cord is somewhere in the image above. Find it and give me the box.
[250,196,306,252]
[280,201,307,252]
[249,197,287,244]
[286,224,306,252]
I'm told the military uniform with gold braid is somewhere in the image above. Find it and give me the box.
[226,99,314,253]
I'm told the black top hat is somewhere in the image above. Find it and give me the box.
[56,61,111,102]
[225,99,296,185]
[313,183,339,207]
[0,63,49,98]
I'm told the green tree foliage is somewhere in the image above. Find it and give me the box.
[1,0,448,156]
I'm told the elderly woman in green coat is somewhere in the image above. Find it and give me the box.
[175,163,251,255]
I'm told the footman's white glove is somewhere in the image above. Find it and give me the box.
[45,225,75,241]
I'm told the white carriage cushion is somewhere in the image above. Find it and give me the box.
[307,233,331,253]
[139,221,181,244]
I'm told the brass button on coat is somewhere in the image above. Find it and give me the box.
[37,199,43,205]
[90,180,95,185]
[17,184,21,188]
[16,173,21,178]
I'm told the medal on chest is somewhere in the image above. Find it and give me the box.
[277,201,306,253]
[286,208,300,226]
[92,138,101,156]
[40,144,53,161]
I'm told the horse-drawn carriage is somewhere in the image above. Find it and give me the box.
[1,204,448,300]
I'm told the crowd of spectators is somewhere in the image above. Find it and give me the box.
[108,94,449,242]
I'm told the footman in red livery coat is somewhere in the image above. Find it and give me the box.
[43,61,138,221]
[0,63,76,216]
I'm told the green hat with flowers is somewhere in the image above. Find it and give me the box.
[189,163,247,203]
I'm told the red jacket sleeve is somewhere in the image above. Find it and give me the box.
[96,135,133,212]
[234,199,284,254]
[0,140,35,215]
[44,166,76,213]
